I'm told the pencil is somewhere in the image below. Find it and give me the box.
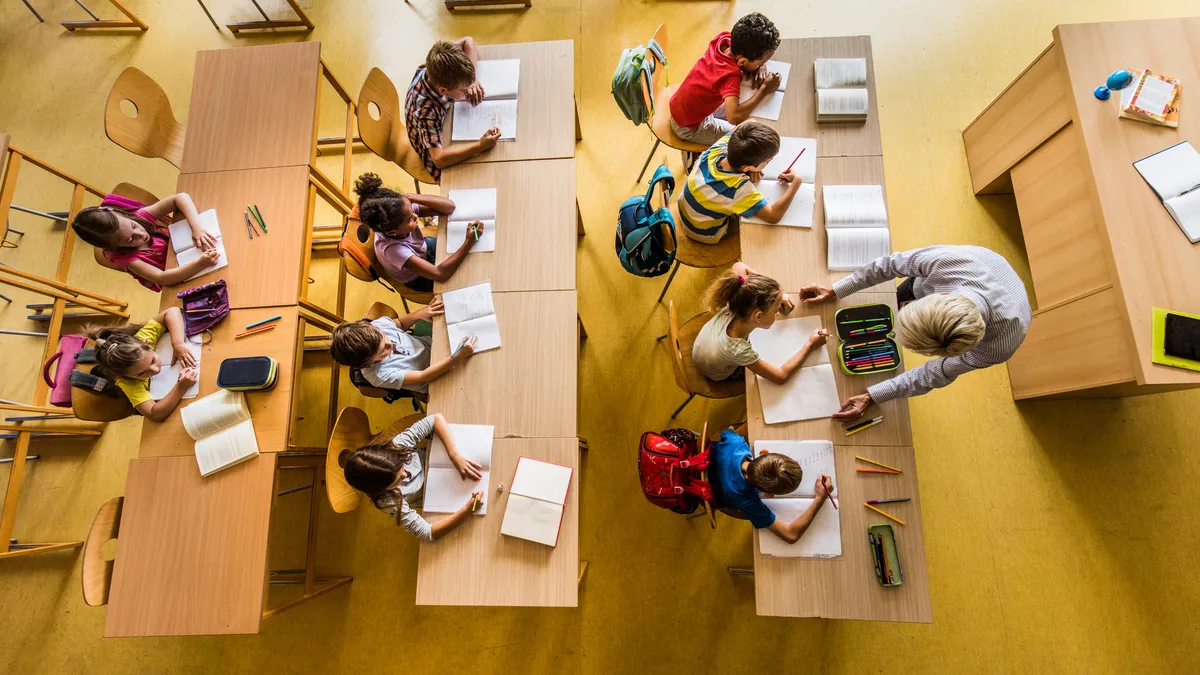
[864,503,905,526]
[470,493,479,512]
[845,417,883,436]
[824,476,837,510]
[250,205,268,233]
[856,467,900,474]
[235,324,276,339]
[782,148,806,176]
[450,336,470,357]
[244,210,255,239]
[856,455,902,472]
[246,315,282,330]
[867,498,910,505]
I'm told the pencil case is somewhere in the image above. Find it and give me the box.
[216,356,278,391]
[835,303,900,375]
[868,524,903,587]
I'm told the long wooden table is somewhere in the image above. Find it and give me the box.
[737,36,931,623]
[963,18,1200,399]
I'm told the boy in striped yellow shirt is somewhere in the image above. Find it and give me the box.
[679,121,802,244]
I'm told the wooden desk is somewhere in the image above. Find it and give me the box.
[434,159,576,293]
[962,18,1200,399]
[180,42,321,174]
[751,445,930,622]
[415,437,579,606]
[759,37,882,157]
[443,41,576,164]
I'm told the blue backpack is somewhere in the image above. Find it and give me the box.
[616,164,676,278]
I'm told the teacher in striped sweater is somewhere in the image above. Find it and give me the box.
[799,245,1032,421]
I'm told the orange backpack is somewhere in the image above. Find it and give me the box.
[337,207,394,290]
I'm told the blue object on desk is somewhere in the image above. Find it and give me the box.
[1107,69,1135,90]
[1094,85,1111,101]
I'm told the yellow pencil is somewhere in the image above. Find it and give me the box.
[855,455,902,472]
[863,503,905,526]
[470,493,479,512]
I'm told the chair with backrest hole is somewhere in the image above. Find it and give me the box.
[81,496,124,606]
[637,24,710,183]
[357,67,438,193]
[656,186,742,303]
[104,67,186,168]
[656,299,746,418]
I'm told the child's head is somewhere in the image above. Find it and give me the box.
[727,121,780,174]
[425,41,476,99]
[896,293,986,357]
[706,268,786,329]
[83,324,159,379]
[746,452,803,495]
[730,12,780,71]
[339,443,412,496]
[354,173,418,239]
[71,205,158,250]
[330,320,392,369]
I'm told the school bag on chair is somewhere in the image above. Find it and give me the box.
[42,334,89,407]
[616,164,676,278]
[338,207,396,292]
[611,39,667,126]
[638,423,715,523]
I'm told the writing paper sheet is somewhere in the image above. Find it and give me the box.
[759,498,842,557]
[501,495,564,546]
[749,315,830,367]
[424,424,493,515]
[451,99,517,141]
[447,219,497,254]
[447,315,502,353]
[149,333,201,401]
[1134,141,1200,201]
[509,457,573,503]
[748,316,840,424]
[740,60,792,121]
[742,181,815,228]
[169,209,228,280]
[753,440,837,498]
[444,282,495,324]
[1165,191,1200,243]
[761,137,817,183]
[473,59,521,99]
[443,188,498,255]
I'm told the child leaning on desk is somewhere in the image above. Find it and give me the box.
[354,173,481,293]
[339,413,483,541]
[70,192,219,292]
[692,262,828,383]
[82,306,197,423]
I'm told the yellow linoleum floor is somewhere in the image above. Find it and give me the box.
[2,0,1200,673]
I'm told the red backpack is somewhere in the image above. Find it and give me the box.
[638,424,714,517]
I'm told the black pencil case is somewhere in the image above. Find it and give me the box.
[834,303,901,375]
[216,356,278,391]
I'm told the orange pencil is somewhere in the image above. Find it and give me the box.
[856,467,901,474]
[235,324,277,339]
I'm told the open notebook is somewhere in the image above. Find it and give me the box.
[815,58,868,122]
[148,333,201,401]
[500,456,574,547]
[443,282,502,353]
[740,59,792,121]
[451,59,520,141]
[742,136,818,228]
[748,315,840,424]
[423,424,494,515]
[1134,141,1200,244]
[168,209,228,282]
[444,188,497,254]
[754,440,841,557]
[180,389,259,478]
[824,185,891,270]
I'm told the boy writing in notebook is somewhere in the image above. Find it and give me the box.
[681,121,802,244]
[670,12,783,146]
[405,37,501,183]
[710,426,832,543]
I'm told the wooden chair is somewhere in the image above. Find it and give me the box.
[81,496,123,606]
[657,193,741,303]
[357,68,437,193]
[339,209,435,312]
[656,300,746,418]
[680,421,717,529]
[638,24,709,183]
[105,67,186,168]
[355,302,429,409]
[325,408,372,513]
[72,345,137,422]
[91,182,162,272]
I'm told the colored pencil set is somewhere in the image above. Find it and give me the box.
[835,304,900,375]
[244,204,269,239]
[235,314,281,339]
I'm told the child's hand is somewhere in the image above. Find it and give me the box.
[178,367,199,387]
[778,170,797,185]
[452,454,484,481]
[745,168,763,184]
[460,490,485,513]
[172,341,196,368]
[419,296,445,320]
[761,71,782,94]
[750,68,768,88]
[466,82,485,105]
[191,227,218,252]
[453,335,478,361]
[463,221,484,250]
[189,247,221,270]
[479,127,501,149]
[814,474,832,499]
[808,328,829,346]
[779,296,796,314]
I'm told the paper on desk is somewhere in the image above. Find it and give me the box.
[740,60,792,121]
[149,333,201,401]
[448,315,502,353]
[473,59,521,99]
[749,316,840,424]
[444,282,495,324]
[761,137,817,183]
[424,424,493,515]
[753,440,837,498]
[452,99,517,141]
[447,219,496,254]
[743,181,815,228]
[447,188,498,222]
[758,498,842,557]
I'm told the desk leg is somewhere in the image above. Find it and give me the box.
[578,437,588,452]
[578,314,588,341]
[574,95,582,142]
[0,541,82,560]
[576,198,585,237]
[578,561,589,584]
[727,567,754,577]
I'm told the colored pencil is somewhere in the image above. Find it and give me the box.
[250,204,268,233]
[856,467,901,474]
[246,315,282,330]
[470,493,480,512]
[823,476,837,509]
[782,147,806,176]
[235,324,276,339]
[845,417,883,436]
[864,503,906,525]
[856,455,902,472]
[839,318,883,324]
[450,336,470,357]
[867,498,910,505]
[244,210,255,239]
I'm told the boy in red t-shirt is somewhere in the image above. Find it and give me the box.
[669,12,782,146]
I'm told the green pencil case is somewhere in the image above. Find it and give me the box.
[868,524,903,587]
[216,356,278,391]
[835,303,900,375]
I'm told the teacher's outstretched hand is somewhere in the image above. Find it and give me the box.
[799,283,836,304]
[833,393,873,422]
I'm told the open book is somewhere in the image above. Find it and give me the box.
[1134,141,1200,244]
[148,333,201,401]
[451,59,520,141]
[742,136,818,228]
[815,58,868,122]
[423,423,493,515]
[824,185,891,270]
[740,59,792,121]
[748,315,840,424]
[168,209,228,281]
[443,282,502,353]
[754,440,841,557]
[500,456,574,547]
[444,188,497,254]
[180,389,258,477]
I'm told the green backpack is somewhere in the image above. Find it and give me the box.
[612,40,667,126]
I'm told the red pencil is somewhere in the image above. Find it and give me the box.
[824,475,838,509]
[782,148,806,176]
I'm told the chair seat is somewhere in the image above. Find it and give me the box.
[677,311,747,399]
[670,200,741,268]
[651,84,712,154]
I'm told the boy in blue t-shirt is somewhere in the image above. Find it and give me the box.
[709,428,832,543]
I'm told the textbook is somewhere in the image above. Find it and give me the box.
[815,58,869,122]
[443,188,497,254]
[451,59,520,141]
[180,389,259,477]
[754,439,842,558]
[423,424,494,515]
[1133,141,1200,244]
[168,209,228,281]
[500,456,574,547]
[443,282,502,353]
[740,59,793,121]
[148,333,201,401]
[742,136,818,228]
[823,184,892,270]
[747,315,840,424]
[1119,69,1181,128]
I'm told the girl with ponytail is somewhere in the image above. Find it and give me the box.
[83,306,197,422]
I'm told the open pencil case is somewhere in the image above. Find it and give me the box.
[868,524,903,587]
[834,303,900,375]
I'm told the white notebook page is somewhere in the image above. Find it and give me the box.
[500,494,564,546]
[743,181,815,228]
[748,316,841,424]
[753,440,837,498]
[473,59,520,99]
[149,333,201,401]
[759,498,842,557]
[424,424,493,515]
[451,99,517,141]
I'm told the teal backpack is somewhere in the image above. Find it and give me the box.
[616,164,676,278]
[612,40,667,126]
